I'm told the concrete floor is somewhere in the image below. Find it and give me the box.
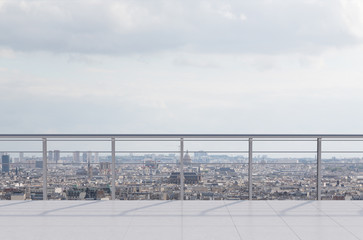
[1,200,363,240]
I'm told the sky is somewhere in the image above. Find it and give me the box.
[1,0,363,134]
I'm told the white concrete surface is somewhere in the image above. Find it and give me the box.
[1,200,362,240]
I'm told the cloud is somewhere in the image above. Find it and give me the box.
[0,48,16,58]
[0,0,362,55]
[340,0,363,38]
[173,57,220,68]
[1,0,363,135]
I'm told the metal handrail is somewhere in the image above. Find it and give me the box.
[1,134,363,201]
[1,134,363,138]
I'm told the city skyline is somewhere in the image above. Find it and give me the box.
[1,134,362,201]
[1,149,362,201]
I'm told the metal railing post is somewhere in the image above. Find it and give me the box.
[248,138,253,200]
[42,138,47,200]
[111,138,116,200]
[317,138,322,200]
[180,138,184,201]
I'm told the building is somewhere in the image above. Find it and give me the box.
[88,156,93,179]
[48,151,53,162]
[183,151,192,165]
[11,192,26,200]
[82,152,88,163]
[87,151,92,163]
[99,162,111,175]
[144,159,158,169]
[194,151,208,162]
[100,162,111,170]
[54,150,60,164]
[76,168,87,176]
[35,161,43,169]
[1,154,10,173]
[19,152,24,163]
[73,151,80,163]
[168,172,201,184]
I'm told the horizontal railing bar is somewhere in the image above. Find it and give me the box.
[0,140,42,141]
[3,138,363,141]
[322,151,363,153]
[322,162,363,164]
[114,162,245,165]
[0,151,43,153]
[46,162,249,165]
[47,139,111,142]
[252,151,316,153]
[252,175,317,177]
[2,150,363,154]
[252,139,316,142]
[252,162,317,164]
[49,162,319,165]
[8,162,363,165]
[322,139,363,141]
[6,150,363,153]
[0,150,248,153]
[0,150,311,153]
[0,139,246,142]
[2,134,363,138]
[1,138,349,142]
[118,139,248,142]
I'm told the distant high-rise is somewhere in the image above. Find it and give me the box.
[48,151,54,162]
[2,155,10,173]
[88,157,93,179]
[19,152,24,163]
[87,151,92,163]
[88,166,93,179]
[82,152,87,163]
[54,150,60,164]
[94,152,99,162]
[73,151,80,163]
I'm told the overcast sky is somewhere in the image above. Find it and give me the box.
[1,0,363,134]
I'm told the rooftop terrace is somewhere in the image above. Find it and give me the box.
[1,200,363,240]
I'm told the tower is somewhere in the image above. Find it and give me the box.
[82,152,87,163]
[87,151,92,163]
[88,159,93,179]
[48,151,53,162]
[19,152,24,163]
[2,154,10,173]
[73,151,80,163]
[94,152,99,162]
[54,150,60,164]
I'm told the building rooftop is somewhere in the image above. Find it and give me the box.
[1,200,362,240]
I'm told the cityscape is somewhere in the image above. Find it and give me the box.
[1,149,362,201]
[2,0,363,238]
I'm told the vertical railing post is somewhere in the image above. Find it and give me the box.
[111,138,116,200]
[42,138,47,200]
[248,138,253,200]
[317,138,322,200]
[180,138,184,201]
